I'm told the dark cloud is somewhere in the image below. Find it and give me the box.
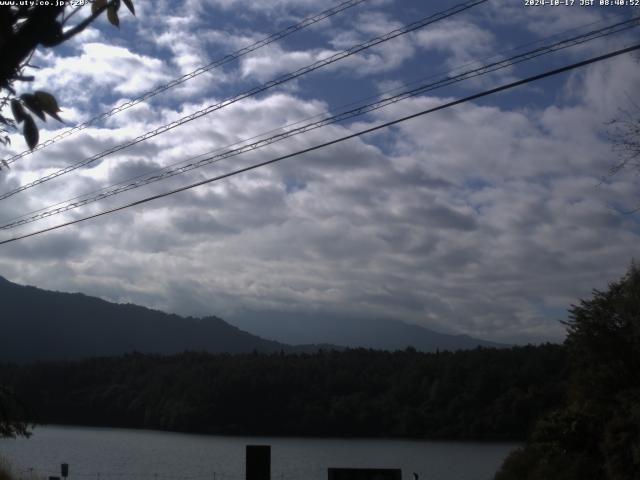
[172,211,240,235]
[2,230,91,261]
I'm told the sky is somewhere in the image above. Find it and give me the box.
[0,0,639,344]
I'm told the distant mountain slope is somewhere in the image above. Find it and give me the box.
[0,276,306,362]
[0,276,505,363]
[230,313,507,352]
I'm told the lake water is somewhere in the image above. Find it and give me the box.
[0,426,517,480]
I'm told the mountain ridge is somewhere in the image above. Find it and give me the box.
[0,276,506,362]
[229,312,507,351]
[0,276,314,362]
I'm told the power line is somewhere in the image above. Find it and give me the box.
[1,42,637,247]
[3,16,638,231]
[12,6,627,229]
[2,0,371,166]
[0,0,489,201]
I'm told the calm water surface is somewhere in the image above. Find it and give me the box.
[0,426,517,480]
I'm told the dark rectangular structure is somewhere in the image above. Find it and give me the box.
[246,445,271,480]
[328,468,402,480]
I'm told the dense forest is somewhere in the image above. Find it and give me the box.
[0,344,566,440]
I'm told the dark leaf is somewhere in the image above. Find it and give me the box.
[47,111,63,123]
[123,0,135,15]
[92,0,108,14]
[23,115,39,150]
[11,99,27,124]
[20,94,46,122]
[107,6,120,27]
[34,91,60,112]
[35,91,63,121]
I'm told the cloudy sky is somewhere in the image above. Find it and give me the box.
[0,0,639,344]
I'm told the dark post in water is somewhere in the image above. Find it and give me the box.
[246,445,270,480]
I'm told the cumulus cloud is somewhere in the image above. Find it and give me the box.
[415,19,496,67]
[22,43,174,121]
[0,0,638,344]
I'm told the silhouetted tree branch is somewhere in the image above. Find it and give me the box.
[0,0,135,155]
[608,97,640,178]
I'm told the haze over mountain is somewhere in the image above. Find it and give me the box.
[0,276,505,362]
[230,312,507,351]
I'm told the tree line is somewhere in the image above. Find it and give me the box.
[0,344,566,440]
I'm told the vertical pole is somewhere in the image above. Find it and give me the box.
[246,445,270,480]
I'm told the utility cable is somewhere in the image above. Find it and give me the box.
[0,0,488,201]
[2,15,637,230]
[1,42,637,246]
[1,0,371,166]
[16,4,628,216]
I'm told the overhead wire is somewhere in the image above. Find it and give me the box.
[2,15,638,230]
[1,0,372,166]
[0,0,489,201]
[1,42,638,246]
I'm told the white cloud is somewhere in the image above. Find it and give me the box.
[1,0,638,345]
[4,79,639,343]
[31,43,173,103]
[415,19,497,68]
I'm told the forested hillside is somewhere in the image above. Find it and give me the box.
[1,345,565,440]
[0,276,502,361]
[0,276,306,361]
